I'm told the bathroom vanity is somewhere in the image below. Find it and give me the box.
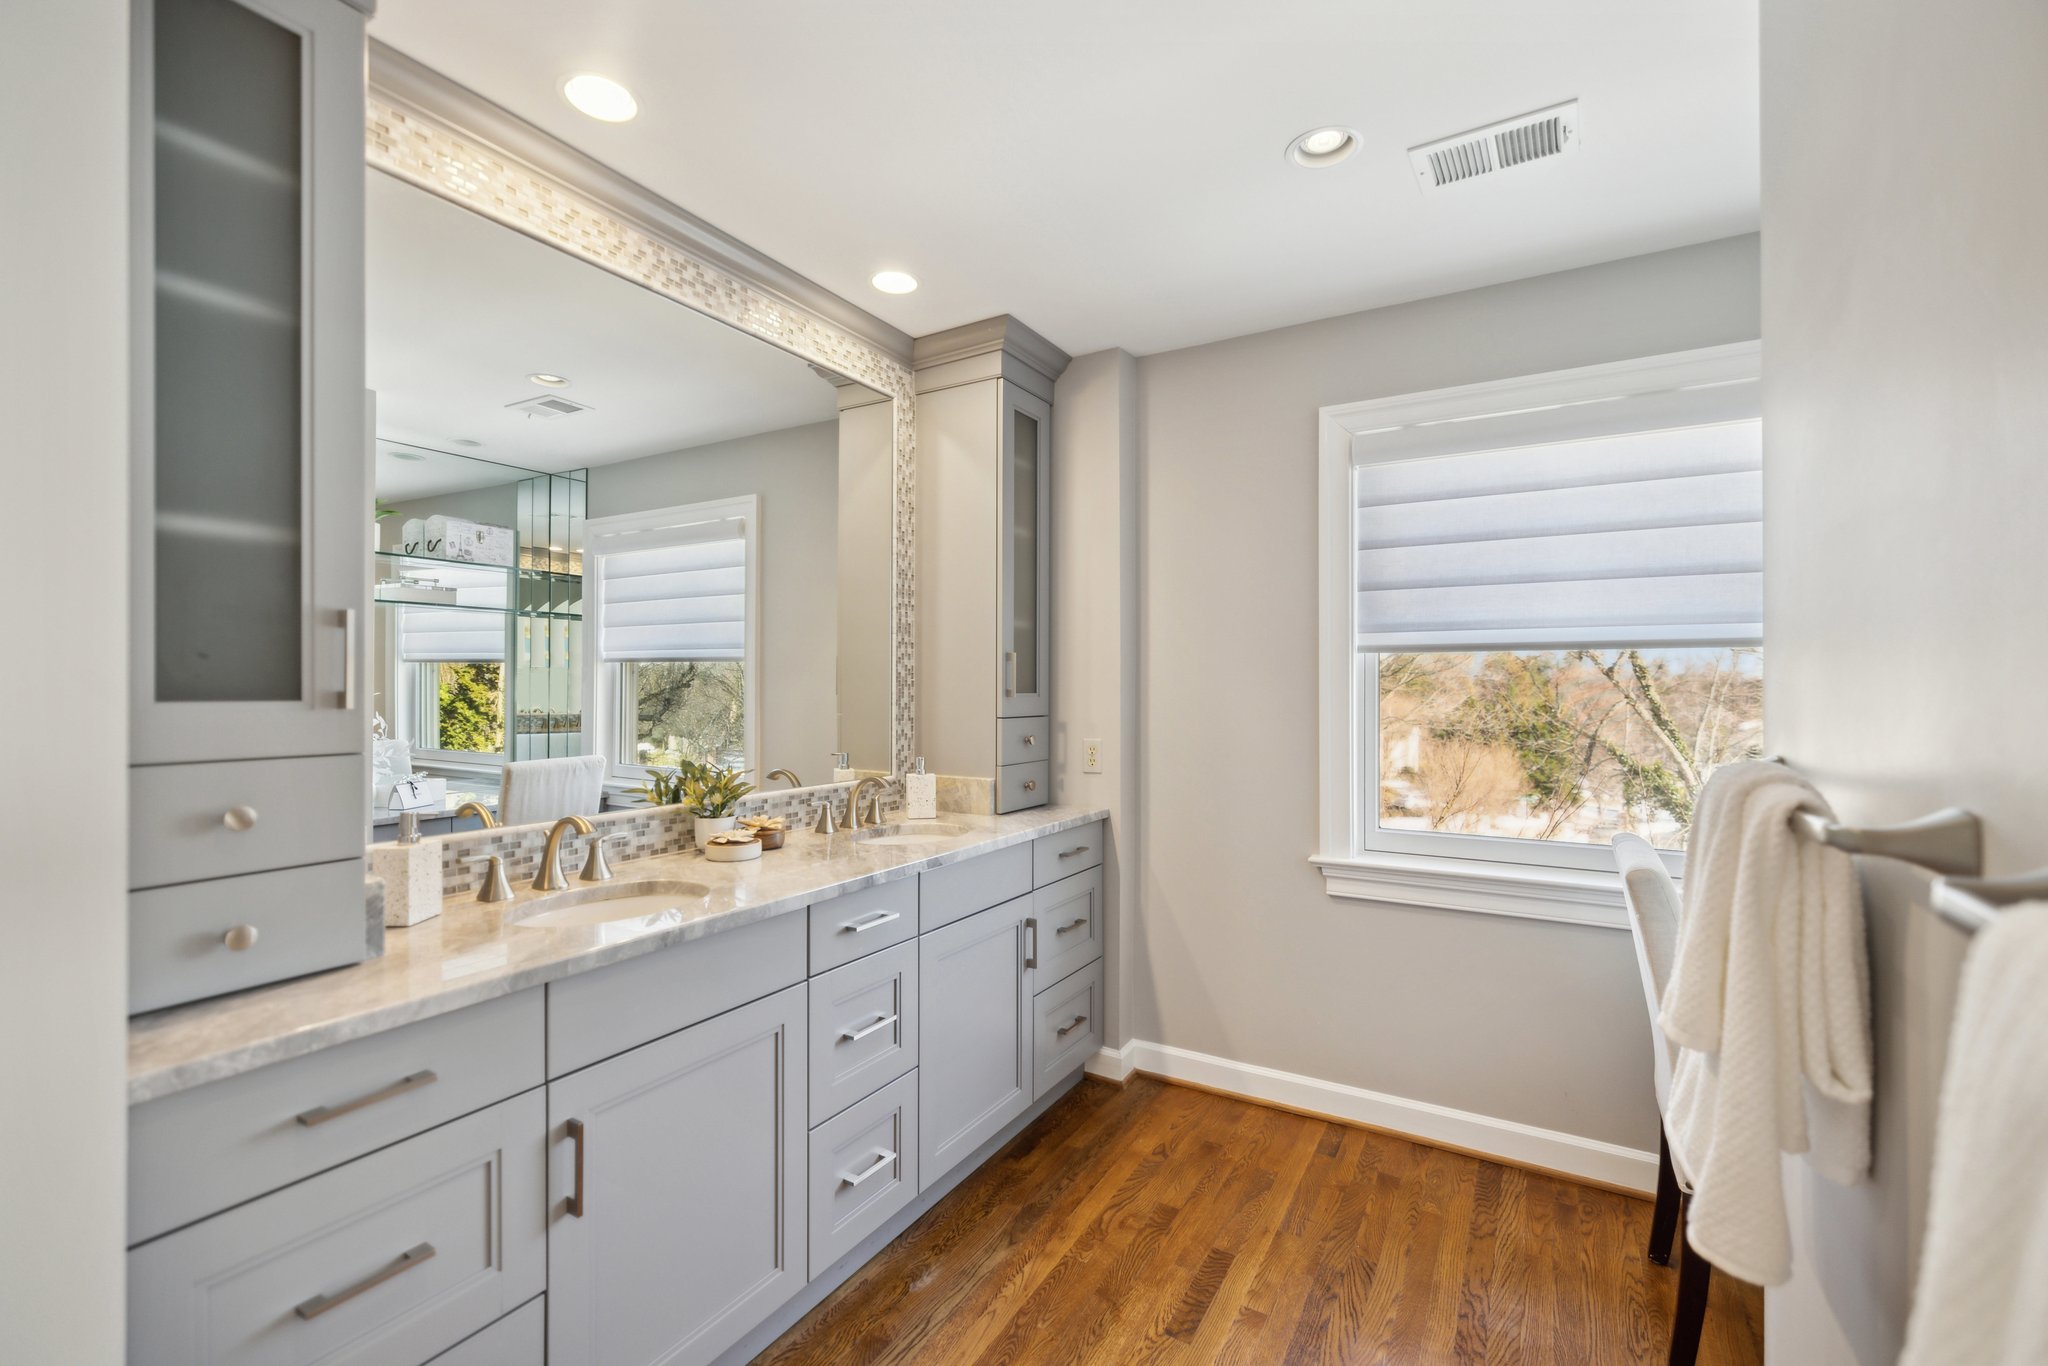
[126,809,1107,1365]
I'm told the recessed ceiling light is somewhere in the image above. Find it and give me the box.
[870,270,919,295]
[527,373,570,387]
[562,73,638,123]
[1287,126,1360,168]
[390,449,427,462]
[452,439,483,448]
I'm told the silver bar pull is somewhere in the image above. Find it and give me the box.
[296,1069,438,1127]
[842,908,901,934]
[1054,916,1088,936]
[1005,651,1018,698]
[1057,1015,1089,1039]
[1929,869,2048,936]
[840,1149,898,1188]
[1023,917,1038,969]
[340,607,358,710]
[294,1242,435,1320]
[565,1118,587,1218]
[839,1012,899,1043]
[1056,845,1090,860]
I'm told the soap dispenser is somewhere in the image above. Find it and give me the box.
[371,810,444,927]
[831,751,857,785]
[905,757,938,821]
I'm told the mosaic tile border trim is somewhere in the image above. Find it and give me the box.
[365,85,917,780]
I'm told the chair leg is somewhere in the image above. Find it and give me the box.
[1649,1126,1680,1267]
[1667,1204,1713,1366]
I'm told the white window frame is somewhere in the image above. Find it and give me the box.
[583,495,761,789]
[1312,342,1761,927]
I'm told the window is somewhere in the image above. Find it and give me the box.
[584,496,759,783]
[1316,343,1763,921]
[396,584,509,762]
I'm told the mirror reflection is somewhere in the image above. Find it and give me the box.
[365,172,893,838]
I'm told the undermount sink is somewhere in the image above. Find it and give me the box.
[852,822,974,847]
[511,879,713,932]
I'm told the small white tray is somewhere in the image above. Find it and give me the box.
[702,837,762,863]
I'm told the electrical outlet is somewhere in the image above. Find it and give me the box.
[1083,738,1103,773]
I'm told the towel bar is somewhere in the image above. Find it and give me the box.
[1927,871,2048,936]
[1763,757,1984,877]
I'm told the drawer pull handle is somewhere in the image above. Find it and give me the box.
[222,805,259,833]
[1057,1015,1090,1039]
[842,908,901,934]
[566,1118,588,1218]
[841,1149,898,1188]
[222,924,260,952]
[1057,845,1091,860]
[1055,916,1088,935]
[340,607,358,711]
[1024,917,1038,969]
[1021,734,1037,746]
[295,1069,439,1127]
[1005,651,1018,698]
[294,1242,435,1320]
[1022,780,1037,792]
[840,1012,899,1043]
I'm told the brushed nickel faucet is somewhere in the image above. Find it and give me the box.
[535,815,595,892]
[765,768,803,789]
[848,776,890,830]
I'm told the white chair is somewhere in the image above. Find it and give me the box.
[1612,832,1713,1366]
[500,754,606,828]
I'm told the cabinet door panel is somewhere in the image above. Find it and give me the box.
[918,897,1032,1189]
[548,982,807,1366]
[809,939,919,1122]
[997,384,1052,719]
[1032,866,1103,988]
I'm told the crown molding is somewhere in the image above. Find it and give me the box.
[911,315,1072,386]
[366,40,914,366]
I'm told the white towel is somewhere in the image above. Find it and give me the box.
[499,755,605,827]
[1658,760,1873,1285]
[1900,903,2048,1366]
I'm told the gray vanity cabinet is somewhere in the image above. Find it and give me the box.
[918,894,1036,1189]
[546,981,808,1366]
[128,0,372,1012]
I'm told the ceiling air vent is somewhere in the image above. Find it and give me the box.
[1408,100,1579,192]
[505,394,594,419]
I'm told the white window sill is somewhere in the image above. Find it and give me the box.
[1310,850,1632,929]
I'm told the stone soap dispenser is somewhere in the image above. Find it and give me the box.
[371,811,444,927]
[905,757,939,821]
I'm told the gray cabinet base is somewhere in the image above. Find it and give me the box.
[708,1065,1088,1366]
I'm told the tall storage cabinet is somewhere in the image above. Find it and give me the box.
[914,317,1069,813]
[128,0,374,1013]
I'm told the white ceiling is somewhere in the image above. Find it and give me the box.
[369,0,1759,358]
[365,170,839,475]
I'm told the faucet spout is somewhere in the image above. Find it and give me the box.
[535,815,595,892]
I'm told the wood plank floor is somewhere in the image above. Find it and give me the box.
[756,1077,1764,1365]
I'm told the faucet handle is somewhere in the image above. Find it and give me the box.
[580,834,615,883]
[475,855,514,903]
[813,801,839,835]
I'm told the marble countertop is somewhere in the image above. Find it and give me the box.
[128,805,1108,1105]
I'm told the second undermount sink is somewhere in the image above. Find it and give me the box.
[511,879,713,932]
[852,822,975,847]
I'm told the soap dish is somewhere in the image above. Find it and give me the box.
[702,832,762,863]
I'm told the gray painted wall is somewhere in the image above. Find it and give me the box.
[588,421,844,779]
[3,1,129,1359]
[1762,0,2048,1358]
[1133,234,1761,1150]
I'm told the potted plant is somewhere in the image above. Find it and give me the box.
[682,764,754,846]
[631,762,699,809]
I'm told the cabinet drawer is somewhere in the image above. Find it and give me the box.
[810,939,919,1122]
[1033,959,1105,1101]
[809,1070,918,1278]
[998,716,1050,767]
[131,755,365,889]
[996,760,1049,814]
[427,1296,544,1365]
[129,858,370,1015]
[809,877,918,975]
[1034,819,1104,886]
[128,1090,547,1366]
[130,989,544,1245]
[547,911,805,1077]
[919,841,1032,933]
[1031,865,1104,988]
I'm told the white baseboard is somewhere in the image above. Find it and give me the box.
[1095,1038,1655,1194]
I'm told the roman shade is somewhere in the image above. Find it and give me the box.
[399,606,507,663]
[595,519,748,662]
[1354,415,1763,653]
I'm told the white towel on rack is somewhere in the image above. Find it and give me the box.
[1900,902,2048,1366]
[1658,760,1873,1285]
[499,755,605,828]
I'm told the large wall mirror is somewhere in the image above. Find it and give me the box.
[363,99,909,838]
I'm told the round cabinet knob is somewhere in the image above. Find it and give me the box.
[1022,735,1037,746]
[222,805,260,833]
[1022,780,1037,792]
[222,924,260,952]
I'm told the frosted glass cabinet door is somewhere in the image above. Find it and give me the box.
[131,0,367,764]
[998,386,1052,719]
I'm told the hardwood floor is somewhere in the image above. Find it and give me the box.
[756,1076,1764,1365]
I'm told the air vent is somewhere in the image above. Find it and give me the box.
[1409,100,1579,192]
[505,394,593,419]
